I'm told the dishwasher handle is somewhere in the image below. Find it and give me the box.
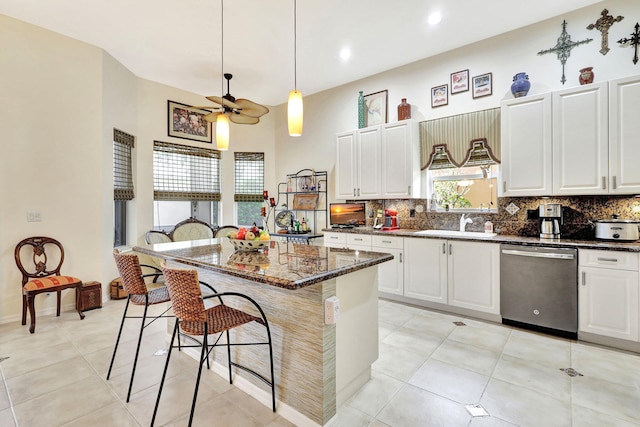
[501,248,575,260]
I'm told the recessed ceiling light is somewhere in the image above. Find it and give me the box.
[427,11,442,26]
[340,47,351,61]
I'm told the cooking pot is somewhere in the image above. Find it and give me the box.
[595,217,640,242]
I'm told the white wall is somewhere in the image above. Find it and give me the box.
[273,0,640,203]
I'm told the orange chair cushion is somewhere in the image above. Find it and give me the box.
[24,276,82,292]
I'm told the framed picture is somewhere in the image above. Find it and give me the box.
[292,194,319,210]
[431,84,449,108]
[168,100,212,143]
[450,69,469,94]
[472,73,493,99]
[364,90,388,126]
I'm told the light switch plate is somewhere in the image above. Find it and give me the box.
[27,211,42,222]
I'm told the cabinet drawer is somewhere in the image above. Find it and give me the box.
[372,235,403,249]
[579,249,639,271]
[347,234,372,247]
[323,232,346,246]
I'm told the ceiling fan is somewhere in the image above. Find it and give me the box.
[197,73,269,125]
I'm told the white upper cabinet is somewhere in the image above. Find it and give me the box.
[501,74,640,197]
[609,75,640,194]
[552,82,609,195]
[335,120,419,200]
[381,120,420,198]
[500,93,553,196]
[335,131,358,199]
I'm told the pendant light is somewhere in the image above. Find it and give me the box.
[216,0,230,150]
[288,0,303,136]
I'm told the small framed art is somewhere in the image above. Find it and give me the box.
[168,100,212,143]
[450,69,469,94]
[431,84,449,108]
[472,73,493,99]
[364,90,388,126]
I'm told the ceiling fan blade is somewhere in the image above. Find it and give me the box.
[205,96,241,110]
[203,111,222,122]
[234,99,269,118]
[230,113,259,125]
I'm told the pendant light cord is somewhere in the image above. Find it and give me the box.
[293,0,297,91]
[221,0,224,107]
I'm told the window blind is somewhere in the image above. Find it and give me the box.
[234,152,264,202]
[153,141,221,201]
[113,129,135,201]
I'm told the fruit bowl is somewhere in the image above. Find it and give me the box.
[227,238,270,251]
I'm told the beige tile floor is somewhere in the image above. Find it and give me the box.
[1,297,640,426]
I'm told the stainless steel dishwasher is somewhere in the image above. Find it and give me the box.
[500,244,578,339]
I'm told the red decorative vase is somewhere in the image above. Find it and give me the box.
[397,98,411,120]
[579,67,594,85]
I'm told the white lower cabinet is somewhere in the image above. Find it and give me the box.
[447,241,500,314]
[404,238,448,304]
[404,239,499,314]
[324,233,403,296]
[373,236,404,296]
[579,249,639,341]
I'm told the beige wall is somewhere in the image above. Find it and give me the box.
[274,0,640,203]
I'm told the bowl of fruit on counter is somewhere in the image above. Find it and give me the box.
[227,225,271,251]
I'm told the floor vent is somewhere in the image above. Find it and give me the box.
[560,367,583,377]
[465,404,489,417]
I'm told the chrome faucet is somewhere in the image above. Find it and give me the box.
[459,214,473,232]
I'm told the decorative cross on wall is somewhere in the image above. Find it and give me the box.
[618,23,640,65]
[587,9,624,55]
[538,20,593,84]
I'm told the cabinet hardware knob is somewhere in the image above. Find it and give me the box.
[613,176,617,190]
[597,257,618,262]
[503,181,506,193]
[449,243,452,255]
[582,271,586,286]
[399,253,403,263]
[442,243,446,254]
[602,176,606,190]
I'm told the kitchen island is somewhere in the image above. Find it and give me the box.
[134,238,393,426]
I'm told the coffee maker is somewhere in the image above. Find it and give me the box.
[539,204,562,239]
[382,209,399,231]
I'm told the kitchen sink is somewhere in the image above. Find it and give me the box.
[413,230,497,238]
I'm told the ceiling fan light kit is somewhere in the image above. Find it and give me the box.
[216,113,230,150]
[288,0,303,137]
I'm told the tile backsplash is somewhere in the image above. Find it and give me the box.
[365,196,640,240]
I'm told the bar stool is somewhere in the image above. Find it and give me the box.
[151,263,275,427]
[107,248,171,402]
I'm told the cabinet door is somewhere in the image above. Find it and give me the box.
[373,236,404,296]
[404,238,447,303]
[447,241,500,314]
[500,93,553,196]
[376,247,403,296]
[609,75,640,194]
[553,83,609,195]
[579,266,639,341]
[335,131,357,199]
[357,126,381,199]
[381,120,416,198]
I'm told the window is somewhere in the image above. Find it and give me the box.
[113,129,134,246]
[234,152,264,227]
[427,165,498,211]
[153,141,220,229]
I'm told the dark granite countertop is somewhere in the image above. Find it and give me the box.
[133,238,394,290]
[322,227,640,252]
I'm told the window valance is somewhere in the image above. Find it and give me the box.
[419,107,501,170]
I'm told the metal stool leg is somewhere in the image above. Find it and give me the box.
[151,321,178,427]
[126,300,148,402]
[107,298,131,380]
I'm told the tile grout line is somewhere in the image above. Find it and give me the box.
[0,359,19,426]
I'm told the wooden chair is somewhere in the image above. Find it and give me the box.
[170,217,216,242]
[151,264,275,426]
[107,248,171,402]
[14,236,85,334]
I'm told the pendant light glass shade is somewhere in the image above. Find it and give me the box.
[288,89,303,136]
[216,114,230,151]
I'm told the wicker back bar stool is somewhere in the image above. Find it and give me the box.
[151,263,275,427]
[107,248,171,402]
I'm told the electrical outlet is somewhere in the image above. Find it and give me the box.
[27,211,42,222]
[409,209,416,217]
[325,296,340,324]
